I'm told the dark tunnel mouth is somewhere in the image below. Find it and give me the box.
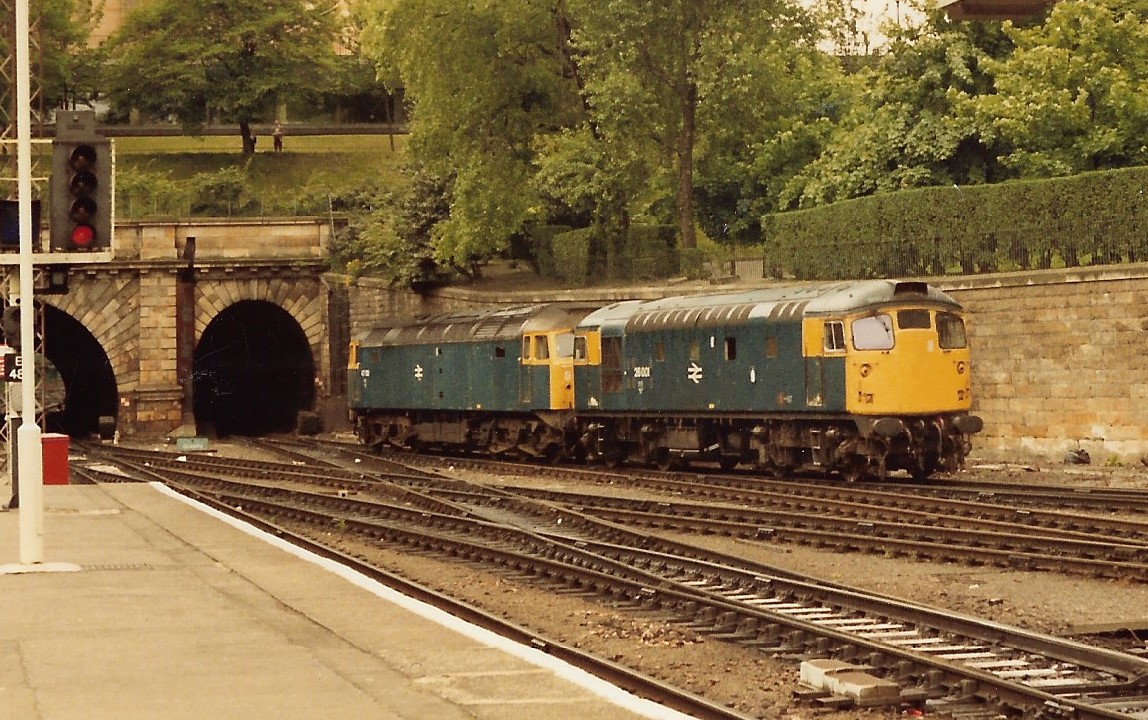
[41,304,118,438]
[192,299,315,438]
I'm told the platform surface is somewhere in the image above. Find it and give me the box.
[0,484,695,720]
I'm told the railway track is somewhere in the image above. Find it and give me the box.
[282,436,1148,517]
[76,441,1148,720]
[100,439,1148,581]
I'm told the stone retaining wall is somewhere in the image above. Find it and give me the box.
[944,265,1148,463]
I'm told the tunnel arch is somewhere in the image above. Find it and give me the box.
[41,304,119,437]
[192,299,316,437]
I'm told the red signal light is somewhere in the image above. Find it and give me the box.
[70,224,95,249]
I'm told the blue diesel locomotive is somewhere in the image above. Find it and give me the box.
[349,280,983,480]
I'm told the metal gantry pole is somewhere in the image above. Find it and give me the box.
[14,0,44,564]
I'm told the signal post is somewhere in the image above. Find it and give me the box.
[3,105,112,567]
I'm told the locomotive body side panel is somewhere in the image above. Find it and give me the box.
[757,320,806,412]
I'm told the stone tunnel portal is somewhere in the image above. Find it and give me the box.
[42,305,119,438]
[193,299,316,437]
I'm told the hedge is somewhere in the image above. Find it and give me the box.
[761,166,1148,280]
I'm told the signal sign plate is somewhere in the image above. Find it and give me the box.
[3,351,22,382]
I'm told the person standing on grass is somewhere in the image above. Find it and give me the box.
[273,121,284,153]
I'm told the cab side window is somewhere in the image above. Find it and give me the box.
[823,321,846,352]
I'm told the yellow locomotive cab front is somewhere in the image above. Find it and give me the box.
[845,308,973,416]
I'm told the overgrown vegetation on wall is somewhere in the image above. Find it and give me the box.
[528,223,714,285]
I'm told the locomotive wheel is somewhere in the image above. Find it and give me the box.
[601,446,625,468]
[543,443,562,465]
[909,457,938,482]
[718,454,739,471]
[840,457,870,482]
[758,461,787,478]
[568,444,588,464]
[653,449,674,471]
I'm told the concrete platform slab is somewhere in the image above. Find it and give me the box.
[1,484,696,720]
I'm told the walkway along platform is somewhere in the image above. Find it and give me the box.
[0,484,697,720]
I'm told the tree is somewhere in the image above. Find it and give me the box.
[781,5,1013,208]
[961,0,1148,177]
[356,0,856,276]
[567,0,822,249]
[333,164,451,286]
[0,0,101,111]
[101,0,342,155]
[360,0,581,272]
[689,17,848,241]
[38,0,102,110]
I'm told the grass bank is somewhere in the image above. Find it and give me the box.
[112,134,409,218]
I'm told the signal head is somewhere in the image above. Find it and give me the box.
[51,131,111,252]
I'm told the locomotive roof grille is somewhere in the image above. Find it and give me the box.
[769,301,809,319]
[359,280,963,345]
[582,280,962,334]
[361,304,575,346]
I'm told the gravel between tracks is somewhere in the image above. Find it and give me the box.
[158,438,1148,720]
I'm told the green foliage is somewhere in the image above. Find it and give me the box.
[361,0,827,273]
[328,164,452,286]
[36,0,102,109]
[114,165,186,218]
[0,1,100,109]
[763,166,1148,279]
[114,142,405,219]
[360,0,576,267]
[620,224,677,279]
[529,222,683,284]
[187,167,257,216]
[960,0,1148,176]
[549,227,594,285]
[694,45,850,241]
[101,0,342,152]
[782,3,1013,209]
[30,0,1146,288]
[525,224,573,276]
[569,0,824,250]
[115,165,259,217]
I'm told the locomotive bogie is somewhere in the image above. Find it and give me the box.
[353,409,571,460]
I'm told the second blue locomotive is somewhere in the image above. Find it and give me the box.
[349,280,983,480]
